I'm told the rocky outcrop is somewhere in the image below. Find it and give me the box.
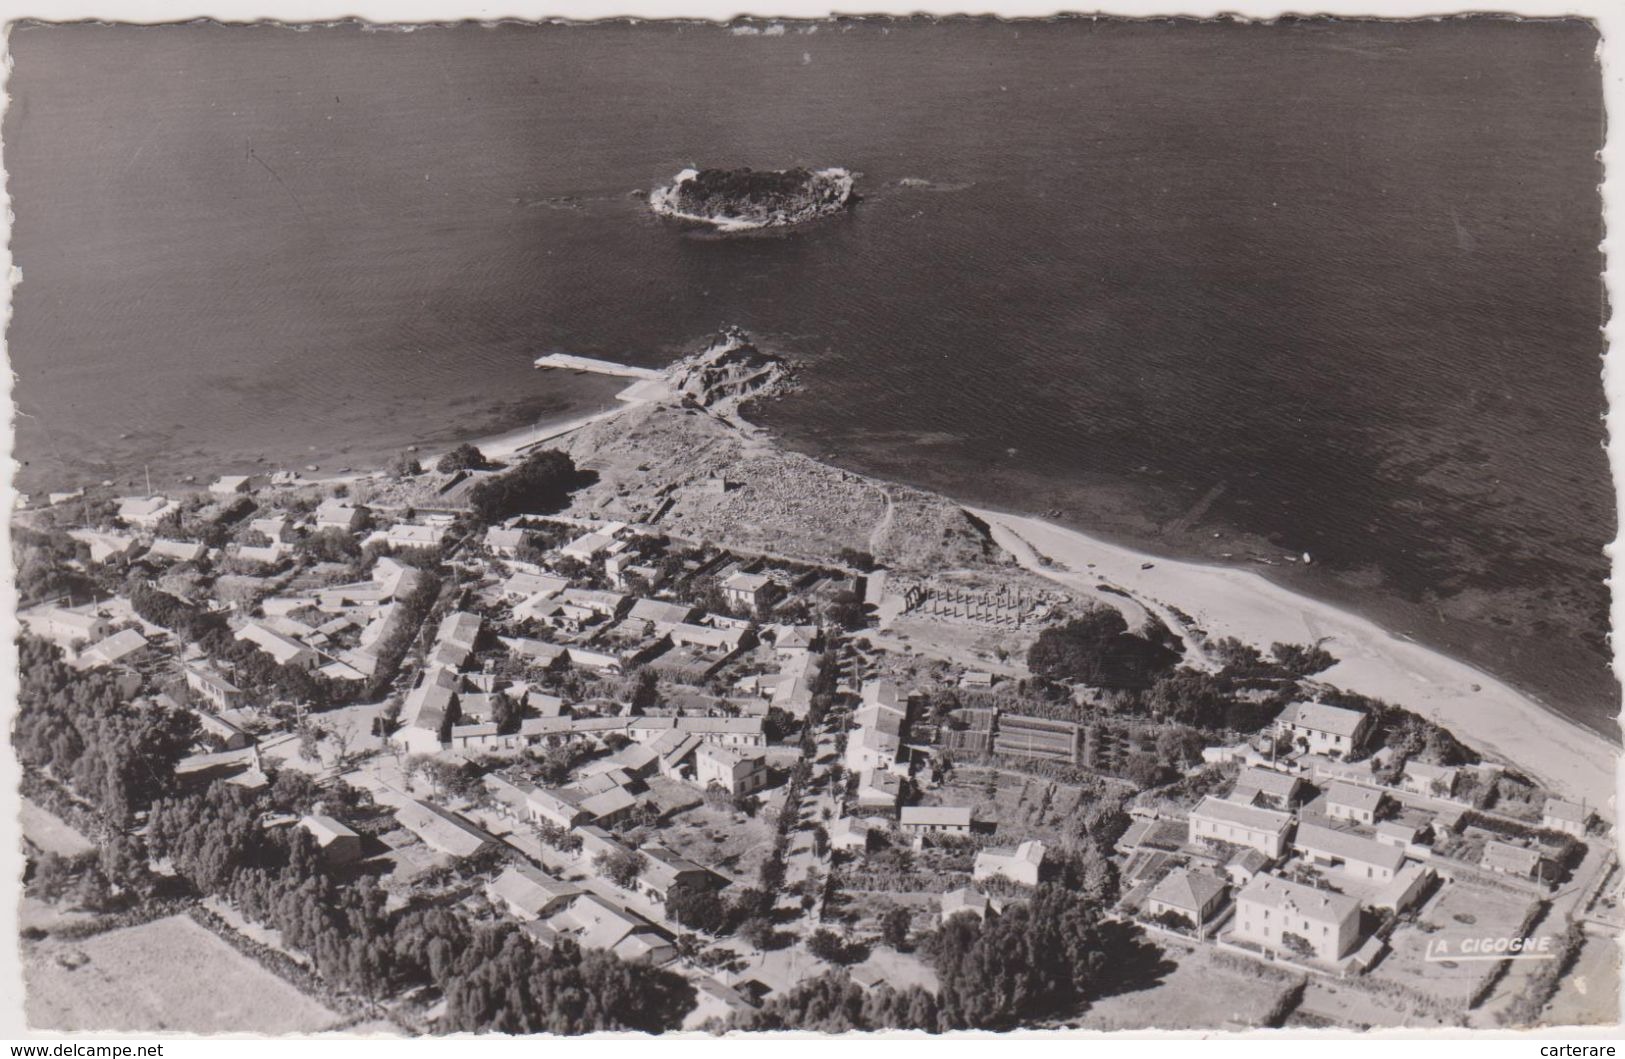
[649,167,854,231]
[667,328,793,410]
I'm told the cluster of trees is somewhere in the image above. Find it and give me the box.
[129,580,221,642]
[736,886,1152,1032]
[663,883,777,938]
[363,569,443,700]
[758,757,814,895]
[1027,607,1183,690]
[14,635,199,825]
[13,524,93,605]
[146,780,694,1033]
[468,449,586,524]
[436,443,491,474]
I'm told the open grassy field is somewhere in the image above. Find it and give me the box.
[25,914,343,1033]
[656,802,775,885]
[20,800,95,857]
[1542,934,1622,1026]
[1077,943,1297,1030]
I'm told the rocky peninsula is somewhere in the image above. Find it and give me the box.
[648,166,854,231]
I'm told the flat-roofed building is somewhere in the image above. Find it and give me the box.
[384,523,442,551]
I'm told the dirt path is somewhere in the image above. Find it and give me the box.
[867,488,896,557]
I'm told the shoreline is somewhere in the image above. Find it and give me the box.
[969,506,1618,815]
[764,435,1619,747]
[440,366,1618,814]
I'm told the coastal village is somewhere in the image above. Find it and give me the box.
[12,336,1621,1034]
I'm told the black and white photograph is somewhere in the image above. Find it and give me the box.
[2,4,1621,1040]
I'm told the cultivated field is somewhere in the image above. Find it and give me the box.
[24,914,343,1033]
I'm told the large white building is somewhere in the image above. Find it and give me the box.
[1188,795,1294,858]
[1232,872,1362,964]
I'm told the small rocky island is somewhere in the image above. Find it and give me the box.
[648,166,854,231]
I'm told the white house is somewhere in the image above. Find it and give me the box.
[385,523,442,550]
[1232,872,1362,964]
[1293,821,1406,883]
[694,744,770,796]
[1324,781,1385,826]
[721,571,773,611]
[1188,795,1294,858]
[314,500,366,532]
[1274,701,1371,758]
[117,495,176,528]
[1542,798,1591,838]
[39,606,114,647]
[972,840,1046,887]
[1146,869,1228,936]
[899,806,973,836]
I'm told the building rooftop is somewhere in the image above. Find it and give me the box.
[1192,795,1294,835]
[1149,868,1227,913]
[1237,872,1360,926]
[1276,701,1369,738]
[1294,821,1406,873]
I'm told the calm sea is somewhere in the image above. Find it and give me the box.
[7,18,1614,736]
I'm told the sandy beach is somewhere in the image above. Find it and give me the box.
[973,508,1620,815]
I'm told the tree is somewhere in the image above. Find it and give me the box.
[437,443,489,474]
[1027,608,1180,690]
[666,885,728,934]
[807,929,851,964]
[880,907,912,950]
[822,590,868,632]
[390,451,423,479]
[596,848,643,888]
[629,669,660,713]
[467,449,584,525]
[1271,641,1337,677]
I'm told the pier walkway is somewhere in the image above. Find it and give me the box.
[533,353,666,379]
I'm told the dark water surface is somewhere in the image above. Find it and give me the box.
[7,19,1614,736]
